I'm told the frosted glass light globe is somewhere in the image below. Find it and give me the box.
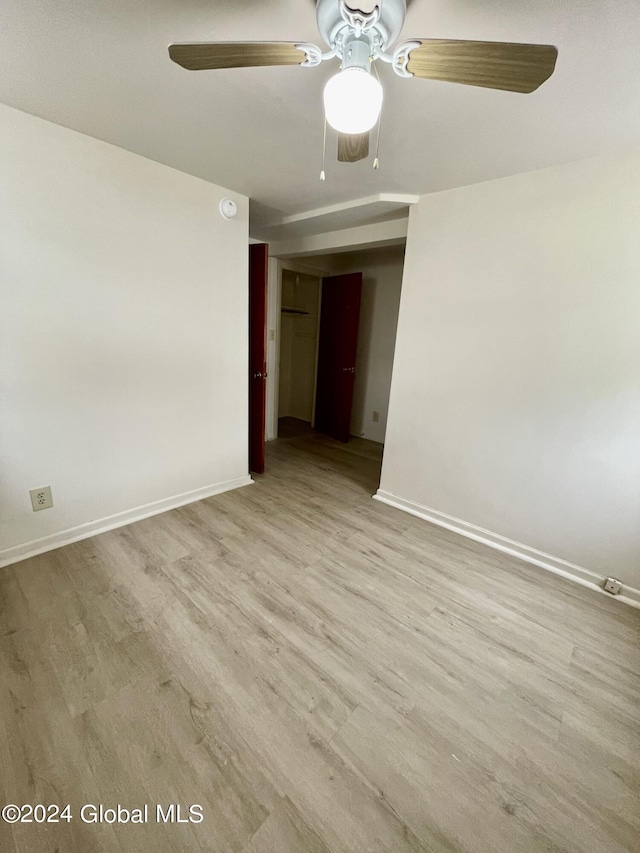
[323,68,383,134]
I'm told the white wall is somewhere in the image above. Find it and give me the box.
[379,151,640,597]
[0,104,250,565]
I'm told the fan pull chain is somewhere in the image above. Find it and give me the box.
[372,61,382,170]
[320,117,327,182]
[373,115,381,171]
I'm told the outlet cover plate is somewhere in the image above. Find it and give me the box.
[603,576,622,595]
[30,486,53,511]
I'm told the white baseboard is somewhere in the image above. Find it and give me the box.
[0,476,254,569]
[374,490,640,610]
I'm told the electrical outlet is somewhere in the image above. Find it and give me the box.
[30,486,53,512]
[603,577,622,595]
[372,411,380,423]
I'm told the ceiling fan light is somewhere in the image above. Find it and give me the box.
[323,68,383,135]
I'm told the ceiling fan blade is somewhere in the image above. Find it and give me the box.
[405,39,558,93]
[337,132,370,163]
[169,42,307,71]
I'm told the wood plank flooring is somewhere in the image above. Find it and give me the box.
[1,418,638,852]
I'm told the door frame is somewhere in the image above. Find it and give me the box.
[249,243,269,474]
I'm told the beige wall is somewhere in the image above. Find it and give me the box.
[380,151,640,597]
[0,104,250,565]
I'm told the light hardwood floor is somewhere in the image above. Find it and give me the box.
[1,418,638,852]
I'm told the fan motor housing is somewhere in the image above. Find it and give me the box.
[316,0,407,50]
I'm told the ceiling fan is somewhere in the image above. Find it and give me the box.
[168,0,558,164]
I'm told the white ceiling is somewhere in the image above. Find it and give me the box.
[1,1,639,231]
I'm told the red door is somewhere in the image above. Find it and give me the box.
[249,243,268,474]
[314,273,362,443]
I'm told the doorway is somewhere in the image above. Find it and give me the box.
[278,270,321,427]
[268,243,406,473]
